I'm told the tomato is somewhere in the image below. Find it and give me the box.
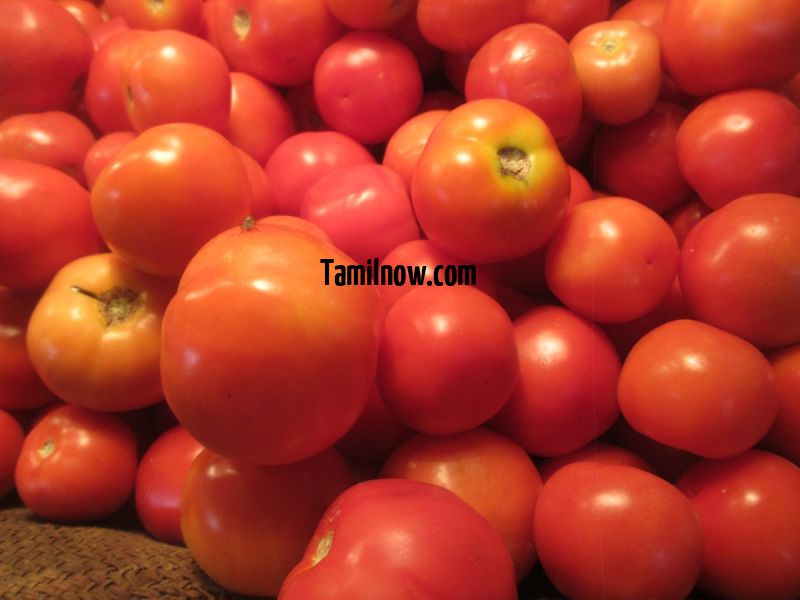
[534,462,704,600]
[90,17,130,52]
[0,0,93,119]
[0,111,96,186]
[82,131,135,190]
[680,193,800,349]
[378,286,518,435]
[382,110,449,191]
[300,164,420,264]
[566,165,594,208]
[545,196,679,323]
[763,345,800,464]
[134,426,203,545]
[618,319,778,458]
[557,106,597,167]
[214,0,344,87]
[14,404,138,521]
[120,30,231,133]
[381,428,543,580]
[105,0,203,34]
[314,32,423,145]
[465,23,583,143]
[236,148,272,219]
[664,196,711,247]
[661,0,800,96]
[416,0,524,54]
[91,123,251,278]
[412,98,570,263]
[593,102,690,213]
[255,214,331,243]
[0,409,24,499]
[524,0,611,41]
[279,478,517,600]
[285,82,327,133]
[326,0,415,30]
[182,447,352,596]
[570,19,661,125]
[418,90,463,111]
[266,131,375,216]
[0,159,101,291]
[677,450,800,600]
[442,50,472,93]
[676,90,800,209]
[385,10,444,79]
[162,222,384,465]
[26,253,175,412]
[489,305,621,456]
[537,441,654,482]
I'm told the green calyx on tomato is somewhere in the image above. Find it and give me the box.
[70,285,142,328]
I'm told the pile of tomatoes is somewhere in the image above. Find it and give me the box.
[2,0,800,598]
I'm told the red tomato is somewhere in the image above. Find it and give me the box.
[300,164,420,264]
[442,51,472,93]
[0,159,101,291]
[279,478,517,600]
[545,196,679,323]
[284,82,327,133]
[381,428,544,580]
[537,441,654,482]
[763,345,800,464]
[618,319,778,458]
[416,0,525,54]
[677,451,800,600]
[121,30,231,133]
[0,409,24,499]
[90,17,130,52]
[680,193,800,349]
[134,426,203,545]
[566,165,594,208]
[82,131,135,190]
[162,222,384,465]
[466,23,583,143]
[226,72,295,165]
[412,98,570,263]
[534,462,704,600]
[325,0,414,29]
[236,148,272,219]
[594,102,690,213]
[489,305,621,456]
[105,0,203,34]
[570,19,661,125]
[182,447,352,596]
[664,196,711,247]
[26,253,175,412]
[266,131,375,216]
[214,0,344,87]
[255,215,331,243]
[0,111,96,186]
[378,286,518,435]
[14,404,138,521]
[418,90,463,112]
[676,90,800,209]
[661,0,800,96]
[524,0,611,41]
[58,0,103,33]
[314,32,423,145]
[557,106,597,166]
[385,11,444,79]
[382,110,449,191]
[91,123,251,278]
[0,0,93,119]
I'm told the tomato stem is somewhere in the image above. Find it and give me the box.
[498,147,531,181]
[70,285,142,327]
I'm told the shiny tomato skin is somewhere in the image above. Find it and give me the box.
[163,223,384,466]
[545,196,680,323]
[534,462,704,600]
[91,123,251,278]
[377,286,518,436]
[105,0,203,34]
[382,110,449,191]
[0,159,102,291]
[680,193,800,349]
[278,478,517,600]
[677,450,800,600]
[465,23,583,144]
[763,345,800,463]
[524,0,611,41]
[380,428,544,580]
[618,319,778,458]
[14,404,138,521]
[0,409,24,499]
[661,0,800,96]
[58,0,103,34]
[182,447,352,597]
[0,0,93,119]
[82,131,136,190]
[537,441,654,482]
[676,90,800,209]
[489,305,621,456]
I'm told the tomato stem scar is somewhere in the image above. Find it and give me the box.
[498,147,531,181]
[70,285,142,327]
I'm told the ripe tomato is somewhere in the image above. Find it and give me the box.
[618,319,778,458]
[545,196,679,323]
[82,132,135,190]
[465,23,583,143]
[386,10,444,79]
[416,0,524,54]
[182,447,352,596]
[680,193,800,349]
[763,344,800,464]
[524,0,611,41]
[326,0,415,30]
[57,0,103,34]
[105,0,203,34]
[664,196,711,247]
[279,478,517,600]
[378,286,518,435]
[162,222,384,465]
[91,123,251,278]
[675,90,800,209]
[0,159,101,291]
[236,148,272,219]
[0,409,24,499]
[26,253,175,412]
[534,462,704,600]
[489,305,621,456]
[412,98,570,263]
[570,19,661,125]
[382,109,448,191]
[14,404,138,521]
[677,451,800,600]
[537,441,654,482]
[381,428,543,580]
